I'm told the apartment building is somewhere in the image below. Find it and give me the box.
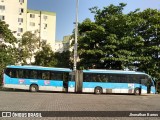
[27,9,56,46]
[0,0,56,47]
[63,35,73,52]
[0,0,27,39]
[54,41,63,53]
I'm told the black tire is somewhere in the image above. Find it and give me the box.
[30,84,38,92]
[94,87,103,94]
[134,88,140,95]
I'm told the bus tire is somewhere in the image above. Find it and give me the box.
[30,84,38,92]
[94,87,103,94]
[134,88,140,95]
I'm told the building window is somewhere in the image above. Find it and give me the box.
[0,5,5,11]
[18,18,23,23]
[44,23,47,29]
[43,15,47,20]
[29,22,35,26]
[19,0,24,3]
[0,15,5,20]
[18,28,23,33]
[19,8,24,14]
[30,14,35,18]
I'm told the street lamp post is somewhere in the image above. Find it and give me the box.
[73,0,79,71]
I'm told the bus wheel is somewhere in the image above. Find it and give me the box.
[30,85,38,92]
[134,88,140,95]
[94,87,103,94]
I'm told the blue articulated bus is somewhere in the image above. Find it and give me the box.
[3,65,156,95]
[69,69,156,95]
[3,65,72,92]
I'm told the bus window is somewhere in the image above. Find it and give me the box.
[42,71,50,80]
[5,68,11,77]
[147,78,153,86]
[50,72,55,80]
[101,74,109,82]
[23,69,30,79]
[10,69,17,78]
[92,74,97,82]
[109,74,120,83]
[50,72,63,80]
[96,74,102,82]
[17,69,24,78]
[83,74,91,82]
[30,70,37,79]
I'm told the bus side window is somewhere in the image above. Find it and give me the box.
[92,74,97,82]
[5,68,11,77]
[83,74,90,82]
[24,70,30,79]
[50,72,63,80]
[42,71,50,80]
[129,75,136,83]
[147,78,153,86]
[109,74,117,83]
[30,70,37,79]
[50,72,55,80]
[97,74,102,82]
[17,69,24,78]
[101,75,108,82]
[56,72,63,80]
[10,69,17,78]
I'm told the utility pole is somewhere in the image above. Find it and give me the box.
[73,0,79,71]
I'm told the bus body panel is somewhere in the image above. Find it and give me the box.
[68,81,75,92]
[3,66,156,94]
[82,70,156,94]
[3,65,72,92]
[4,74,65,91]
[82,82,155,94]
[151,86,156,93]
[82,82,135,93]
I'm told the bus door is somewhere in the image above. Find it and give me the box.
[140,77,154,94]
[68,72,76,92]
[145,78,155,94]
[140,78,147,94]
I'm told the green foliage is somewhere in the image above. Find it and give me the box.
[34,42,57,67]
[54,51,71,68]
[20,31,40,64]
[77,3,160,81]
[0,21,17,86]
[34,42,71,68]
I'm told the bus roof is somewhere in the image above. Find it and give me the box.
[83,69,146,75]
[6,65,72,72]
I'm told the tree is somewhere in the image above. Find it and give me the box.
[34,42,57,67]
[77,3,160,82]
[0,21,17,85]
[21,31,40,64]
[34,41,71,68]
[54,51,71,68]
[78,3,145,69]
[135,9,160,81]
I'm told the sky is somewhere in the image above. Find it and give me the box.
[28,0,160,41]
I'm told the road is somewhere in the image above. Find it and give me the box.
[0,90,160,120]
